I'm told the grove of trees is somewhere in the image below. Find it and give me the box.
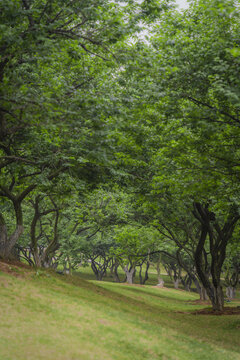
[0,0,240,312]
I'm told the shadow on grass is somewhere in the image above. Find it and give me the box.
[47,272,240,354]
[2,264,240,354]
[112,284,196,304]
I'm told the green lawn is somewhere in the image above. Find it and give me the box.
[0,262,239,360]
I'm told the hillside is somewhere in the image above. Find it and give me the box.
[0,261,239,360]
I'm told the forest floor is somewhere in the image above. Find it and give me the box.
[0,260,239,360]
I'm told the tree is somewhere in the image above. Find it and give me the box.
[0,0,144,259]
[138,0,240,310]
[192,203,239,310]
[113,225,158,284]
[28,194,60,268]
[57,188,133,279]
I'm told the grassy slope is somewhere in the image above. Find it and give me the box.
[0,263,239,360]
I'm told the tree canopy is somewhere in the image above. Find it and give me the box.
[1,0,240,312]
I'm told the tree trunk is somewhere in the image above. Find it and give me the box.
[113,262,120,283]
[90,260,107,281]
[0,222,8,258]
[0,188,32,259]
[191,274,208,300]
[139,261,150,285]
[226,286,236,300]
[173,267,181,289]
[96,271,105,281]
[210,285,224,311]
[123,265,135,284]
[0,221,24,259]
[199,286,208,301]
[156,255,164,287]
[173,279,180,289]
[126,270,134,284]
[184,279,191,292]
[32,250,41,268]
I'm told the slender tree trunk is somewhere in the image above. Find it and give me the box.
[173,267,181,289]
[139,261,150,285]
[0,185,35,259]
[156,256,164,287]
[41,200,59,267]
[67,255,72,275]
[113,261,120,283]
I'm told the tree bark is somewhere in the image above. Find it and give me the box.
[123,264,135,284]
[0,216,8,258]
[0,184,35,259]
[199,286,208,301]
[0,206,24,259]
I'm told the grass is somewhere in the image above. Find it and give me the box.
[0,262,239,360]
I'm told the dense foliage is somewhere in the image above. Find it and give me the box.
[1,0,240,311]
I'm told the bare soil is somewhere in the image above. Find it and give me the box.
[192,307,240,316]
[0,260,32,277]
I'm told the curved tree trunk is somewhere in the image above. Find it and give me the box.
[0,185,35,259]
